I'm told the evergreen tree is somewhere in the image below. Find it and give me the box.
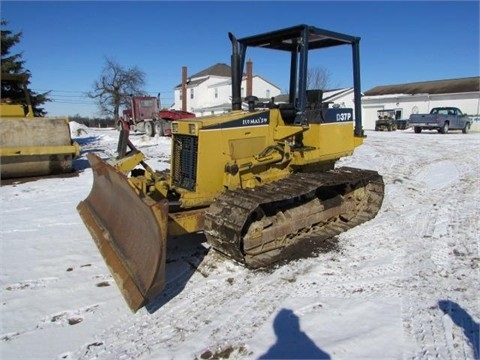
[1,19,50,116]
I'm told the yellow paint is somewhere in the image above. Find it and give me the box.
[167,208,205,236]
[0,104,34,117]
[0,143,79,156]
[111,152,146,174]
[117,107,364,235]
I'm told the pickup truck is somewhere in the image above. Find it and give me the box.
[409,107,471,134]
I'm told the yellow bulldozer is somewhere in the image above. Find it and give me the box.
[0,73,79,179]
[77,24,385,312]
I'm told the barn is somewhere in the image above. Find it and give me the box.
[361,77,480,130]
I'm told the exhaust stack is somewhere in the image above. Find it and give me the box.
[229,32,242,111]
[246,59,253,97]
[182,66,187,112]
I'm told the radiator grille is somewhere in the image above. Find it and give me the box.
[172,135,198,191]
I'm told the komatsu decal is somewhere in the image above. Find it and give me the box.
[203,111,270,130]
[242,116,268,126]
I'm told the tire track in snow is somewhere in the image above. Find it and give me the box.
[66,131,479,360]
[70,252,304,359]
[72,255,248,358]
[384,136,480,360]
[340,132,479,359]
[188,264,312,358]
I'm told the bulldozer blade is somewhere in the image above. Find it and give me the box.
[77,153,168,312]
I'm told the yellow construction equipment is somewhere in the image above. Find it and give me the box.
[77,25,385,312]
[0,73,79,179]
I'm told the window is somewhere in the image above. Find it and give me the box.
[215,88,218,99]
[241,87,245,97]
[266,89,270,98]
[190,88,194,99]
[140,100,154,107]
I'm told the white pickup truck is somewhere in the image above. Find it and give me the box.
[409,107,472,134]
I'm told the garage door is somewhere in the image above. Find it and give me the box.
[362,105,383,130]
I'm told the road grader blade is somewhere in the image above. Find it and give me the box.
[77,153,169,312]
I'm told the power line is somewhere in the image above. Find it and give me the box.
[53,94,89,99]
[32,88,175,106]
[33,89,175,95]
[48,97,174,105]
[50,99,96,105]
[32,88,88,94]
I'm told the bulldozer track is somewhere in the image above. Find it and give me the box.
[205,167,384,268]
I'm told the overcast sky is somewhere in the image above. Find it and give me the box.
[2,1,479,117]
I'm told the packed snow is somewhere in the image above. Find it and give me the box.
[1,122,479,360]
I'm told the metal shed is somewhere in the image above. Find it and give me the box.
[362,77,480,130]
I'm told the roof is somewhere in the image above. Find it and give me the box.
[175,63,281,90]
[323,87,353,101]
[364,77,480,96]
[190,63,231,78]
[175,63,232,89]
[206,74,281,90]
[274,87,352,103]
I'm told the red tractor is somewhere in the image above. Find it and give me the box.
[119,96,195,136]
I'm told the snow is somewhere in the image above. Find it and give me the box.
[1,123,479,360]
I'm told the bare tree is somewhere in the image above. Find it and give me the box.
[88,57,146,120]
[306,67,332,90]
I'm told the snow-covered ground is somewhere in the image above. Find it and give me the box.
[1,123,479,360]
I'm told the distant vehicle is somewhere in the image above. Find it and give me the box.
[119,96,195,137]
[396,118,410,130]
[409,107,471,134]
[375,109,397,131]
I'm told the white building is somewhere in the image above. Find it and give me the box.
[319,87,355,112]
[362,77,480,130]
[172,63,281,116]
[275,87,354,105]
